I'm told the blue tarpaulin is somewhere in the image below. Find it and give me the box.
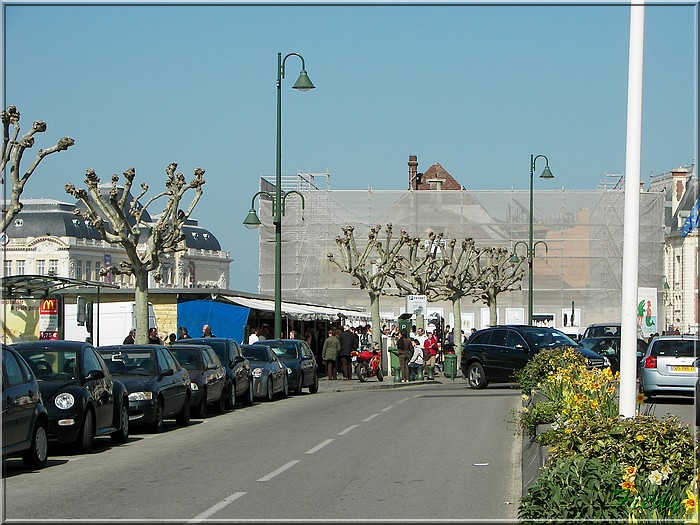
[177,299,250,343]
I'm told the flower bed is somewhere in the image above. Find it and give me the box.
[514,347,698,522]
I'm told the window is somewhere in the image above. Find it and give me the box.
[16,260,25,275]
[2,350,29,387]
[489,329,508,347]
[156,348,170,373]
[4,260,12,277]
[48,259,58,276]
[75,260,83,280]
[36,259,46,275]
[506,330,527,350]
[85,261,92,281]
[469,331,491,345]
[82,347,103,375]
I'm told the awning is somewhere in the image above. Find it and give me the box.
[220,295,370,322]
[1,274,119,298]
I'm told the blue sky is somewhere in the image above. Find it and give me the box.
[2,1,697,293]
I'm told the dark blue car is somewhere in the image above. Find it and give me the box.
[253,339,318,394]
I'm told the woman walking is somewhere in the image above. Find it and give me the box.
[396,329,413,383]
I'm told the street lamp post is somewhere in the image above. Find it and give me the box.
[243,52,314,339]
[511,154,553,325]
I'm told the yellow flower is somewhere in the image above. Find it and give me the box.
[635,434,645,441]
[521,407,529,413]
[624,466,638,478]
[661,465,672,479]
[522,394,529,401]
[683,489,697,512]
[636,393,647,404]
[590,400,599,409]
[621,480,636,492]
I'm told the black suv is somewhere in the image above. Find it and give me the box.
[460,325,608,389]
[176,338,253,408]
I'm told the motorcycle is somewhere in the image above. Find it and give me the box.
[351,349,384,382]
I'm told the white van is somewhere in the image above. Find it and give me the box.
[64,301,157,346]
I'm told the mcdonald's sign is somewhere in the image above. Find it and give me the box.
[39,296,59,337]
[40,299,58,315]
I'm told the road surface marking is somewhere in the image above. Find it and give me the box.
[396,397,412,404]
[306,439,334,454]
[381,405,394,412]
[187,491,247,522]
[258,460,300,482]
[337,424,359,435]
[362,413,379,422]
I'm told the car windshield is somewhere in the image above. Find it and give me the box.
[242,346,269,362]
[650,340,697,358]
[99,350,155,375]
[519,328,578,349]
[266,343,299,359]
[170,348,203,371]
[17,348,79,381]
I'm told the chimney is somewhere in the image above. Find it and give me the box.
[408,155,418,190]
[671,168,688,216]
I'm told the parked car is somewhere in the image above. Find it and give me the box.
[253,339,319,394]
[582,323,621,339]
[11,340,129,452]
[241,344,289,401]
[176,338,253,408]
[639,335,699,398]
[169,344,226,417]
[97,345,192,432]
[460,325,609,389]
[578,336,647,373]
[2,344,49,468]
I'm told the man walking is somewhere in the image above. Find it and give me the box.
[338,325,356,381]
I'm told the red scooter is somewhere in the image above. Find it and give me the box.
[351,349,384,382]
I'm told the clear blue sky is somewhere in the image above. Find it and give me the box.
[2,1,697,293]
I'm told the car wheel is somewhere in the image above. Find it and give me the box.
[76,409,95,453]
[194,390,207,418]
[308,373,319,394]
[176,395,191,426]
[266,379,274,402]
[225,381,236,410]
[244,379,254,406]
[111,399,130,444]
[22,419,48,469]
[147,400,164,433]
[467,362,488,389]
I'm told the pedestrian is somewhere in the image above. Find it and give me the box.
[123,328,136,345]
[167,333,177,345]
[177,326,190,340]
[424,329,439,379]
[148,327,163,345]
[408,338,424,380]
[338,325,355,380]
[322,327,341,380]
[202,324,215,338]
[396,329,413,383]
[288,330,296,339]
[415,326,427,347]
[259,324,270,341]
[359,325,372,351]
[248,327,259,344]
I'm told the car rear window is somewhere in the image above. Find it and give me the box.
[650,340,698,358]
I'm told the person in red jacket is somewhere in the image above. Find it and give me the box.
[423,330,439,379]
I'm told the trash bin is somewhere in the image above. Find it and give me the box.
[389,347,401,383]
[443,351,457,380]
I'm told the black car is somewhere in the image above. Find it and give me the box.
[460,325,609,389]
[176,338,253,408]
[2,344,49,468]
[241,344,289,401]
[98,345,192,433]
[11,340,129,452]
[253,339,319,394]
[169,344,227,417]
[578,336,647,373]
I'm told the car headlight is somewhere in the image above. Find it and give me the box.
[190,382,199,391]
[603,356,611,368]
[252,368,263,378]
[286,367,292,375]
[128,391,153,401]
[55,392,75,410]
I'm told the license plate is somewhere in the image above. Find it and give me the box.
[671,365,696,372]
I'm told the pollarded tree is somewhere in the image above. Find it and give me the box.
[65,163,205,344]
[327,223,410,343]
[470,246,525,326]
[1,105,75,232]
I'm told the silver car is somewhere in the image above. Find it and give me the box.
[639,335,699,398]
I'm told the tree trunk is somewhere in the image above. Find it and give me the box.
[134,270,150,344]
[370,292,380,349]
[489,293,498,327]
[452,298,462,357]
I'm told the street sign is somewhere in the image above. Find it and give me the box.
[406,295,427,316]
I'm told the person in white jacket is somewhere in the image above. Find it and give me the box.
[408,338,424,381]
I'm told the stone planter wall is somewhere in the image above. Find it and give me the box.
[520,391,552,497]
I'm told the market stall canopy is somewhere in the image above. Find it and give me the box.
[220,294,370,322]
[1,274,119,298]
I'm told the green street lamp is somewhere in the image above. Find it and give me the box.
[244,52,314,339]
[512,154,554,325]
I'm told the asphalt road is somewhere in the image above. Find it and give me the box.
[2,380,522,522]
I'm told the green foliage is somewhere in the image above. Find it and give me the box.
[543,415,697,485]
[618,472,689,522]
[516,400,562,435]
[518,456,628,522]
[515,347,586,395]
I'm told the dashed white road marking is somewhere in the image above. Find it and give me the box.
[337,424,359,435]
[257,460,300,482]
[381,405,394,412]
[362,413,379,422]
[306,439,334,454]
[187,491,247,522]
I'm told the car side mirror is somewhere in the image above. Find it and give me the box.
[207,363,218,370]
[86,369,105,380]
[160,368,174,377]
[234,355,245,364]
